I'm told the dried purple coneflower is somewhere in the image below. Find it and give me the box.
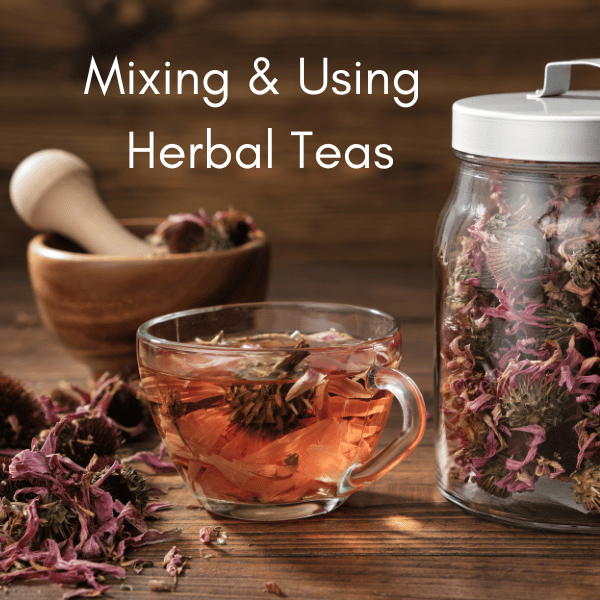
[500,376,568,429]
[562,239,600,303]
[226,340,314,437]
[91,463,150,512]
[213,207,256,246]
[0,373,47,450]
[535,300,583,343]
[475,457,511,499]
[53,417,122,469]
[149,207,256,254]
[0,427,180,597]
[485,229,546,292]
[571,462,600,512]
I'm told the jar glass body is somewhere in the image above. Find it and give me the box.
[435,152,600,531]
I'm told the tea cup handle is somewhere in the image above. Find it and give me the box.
[341,366,427,493]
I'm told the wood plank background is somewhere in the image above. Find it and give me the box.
[2,0,600,272]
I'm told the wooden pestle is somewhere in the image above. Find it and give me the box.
[9,149,151,256]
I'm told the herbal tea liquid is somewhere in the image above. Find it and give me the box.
[140,365,393,506]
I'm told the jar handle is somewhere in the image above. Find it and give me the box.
[527,58,600,99]
[339,366,427,494]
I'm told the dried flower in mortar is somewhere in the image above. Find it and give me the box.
[148,207,257,254]
[0,373,47,451]
[0,425,180,598]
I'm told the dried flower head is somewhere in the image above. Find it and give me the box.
[501,377,568,429]
[0,373,47,450]
[156,214,208,254]
[213,208,256,246]
[486,230,546,290]
[446,263,479,310]
[92,464,149,512]
[443,314,492,361]
[227,381,313,438]
[571,462,600,512]
[162,390,184,420]
[101,376,149,436]
[475,457,510,499]
[483,211,511,233]
[564,240,600,289]
[53,417,121,469]
[36,493,78,543]
[224,340,315,437]
[536,302,582,342]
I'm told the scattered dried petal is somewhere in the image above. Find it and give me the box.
[199,526,216,544]
[163,546,186,578]
[198,526,226,545]
[263,581,284,596]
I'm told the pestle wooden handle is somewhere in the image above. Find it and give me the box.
[9,149,151,257]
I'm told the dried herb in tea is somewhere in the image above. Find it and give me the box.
[140,327,397,507]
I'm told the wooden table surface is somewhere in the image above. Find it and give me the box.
[2,264,600,600]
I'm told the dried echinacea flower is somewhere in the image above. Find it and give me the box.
[0,373,47,450]
[571,462,600,512]
[0,435,180,597]
[263,582,284,596]
[564,240,600,290]
[475,457,511,499]
[36,493,78,543]
[40,373,150,442]
[97,375,149,440]
[226,341,314,438]
[91,464,150,512]
[226,380,314,438]
[442,314,492,362]
[53,417,121,469]
[438,169,600,514]
[149,207,256,254]
[535,301,583,342]
[213,208,256,246]
[500,376,568,429]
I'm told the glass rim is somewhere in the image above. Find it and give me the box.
[136,300,400,354]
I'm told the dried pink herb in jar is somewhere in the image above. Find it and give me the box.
[436,59,600,531]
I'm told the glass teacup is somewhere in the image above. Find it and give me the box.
[137,302,426,521]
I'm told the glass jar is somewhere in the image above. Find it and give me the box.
[435,59,600,531]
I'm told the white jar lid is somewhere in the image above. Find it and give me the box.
[452,59,600,163]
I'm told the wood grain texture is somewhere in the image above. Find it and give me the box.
[2,266,600,600]
[3,1,600,269]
